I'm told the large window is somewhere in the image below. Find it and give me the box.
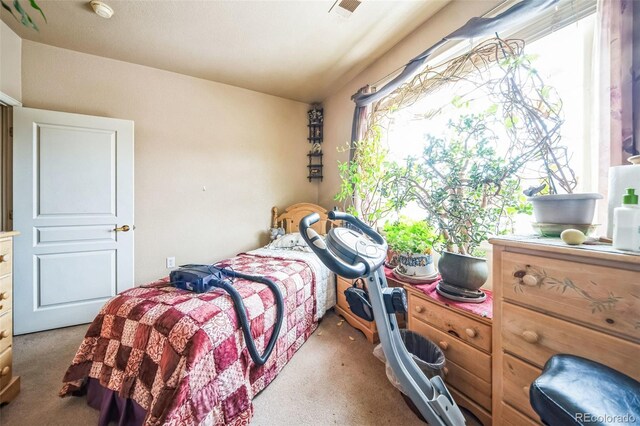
[377,12,597,232]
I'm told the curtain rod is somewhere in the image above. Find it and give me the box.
[369,0,513,89]
[353,0,559,108]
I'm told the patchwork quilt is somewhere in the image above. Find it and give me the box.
[60,253,318,426]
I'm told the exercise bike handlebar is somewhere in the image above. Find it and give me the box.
[327,211,386,247]
[299,213,367,279]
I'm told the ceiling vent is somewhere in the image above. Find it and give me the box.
[329,0,362,18]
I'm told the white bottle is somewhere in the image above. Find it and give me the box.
[612,188,640,252]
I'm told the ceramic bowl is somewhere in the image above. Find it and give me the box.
[528,193,603,224]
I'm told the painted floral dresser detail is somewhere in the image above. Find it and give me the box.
[490,236,640,425]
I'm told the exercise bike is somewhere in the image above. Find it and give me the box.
[300,211,466,426]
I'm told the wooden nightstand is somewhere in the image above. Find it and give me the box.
[387,274,493,426]
[335,274,405,343]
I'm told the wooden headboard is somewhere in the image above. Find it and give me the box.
[271,203,333,235]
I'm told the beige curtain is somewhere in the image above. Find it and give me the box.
[345,85,373,221]
[349,85,372,162]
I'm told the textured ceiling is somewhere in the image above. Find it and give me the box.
[1,0,450,103]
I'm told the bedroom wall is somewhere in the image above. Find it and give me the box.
[318,0,501,210]
[21,40,316,283]
[0,20,21,102]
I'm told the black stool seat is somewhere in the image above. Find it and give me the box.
[530,354,640,425]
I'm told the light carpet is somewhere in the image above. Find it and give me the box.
[0,311,425,425]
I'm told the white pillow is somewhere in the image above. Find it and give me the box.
[266,232,322,252]
[267,233,302,249]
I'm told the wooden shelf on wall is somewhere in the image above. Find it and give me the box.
[307,153,323,182]
[307,106,324,182]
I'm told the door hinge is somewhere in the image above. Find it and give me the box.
[8,127,12,138]
[8,211,12,221]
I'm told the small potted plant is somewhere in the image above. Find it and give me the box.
[391,113,522,290]
[383,219,439,276]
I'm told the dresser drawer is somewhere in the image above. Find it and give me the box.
[0,313,11,354]
[0,239,11,277]
[0,347,11,389]
[411,318,491,382]
[501,251,640,341]
[502,303,640,381]
[409,293,491,352]
[502,353,541,421]
[0,275,10,316]
[448,385,492,426]
[444,360,491,411]
[501,403,540,426]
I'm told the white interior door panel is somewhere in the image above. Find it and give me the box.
[13,107,134,334]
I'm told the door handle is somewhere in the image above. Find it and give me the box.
[113,225,131,232]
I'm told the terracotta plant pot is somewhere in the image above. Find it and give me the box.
[385,248,400,268]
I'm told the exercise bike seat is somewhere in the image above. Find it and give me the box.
[530,354,640,425]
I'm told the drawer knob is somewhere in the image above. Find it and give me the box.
[415,305,425,313]
[0,330,8,339]
[523,385,530,396]
[0,366,9,376]
[522,274,538,286]
[443,367,449,376]
[438,341,449,351]
[522,330,539,343]
[0,292,7,300]
[0,254,5,263]
[465,328,477,338]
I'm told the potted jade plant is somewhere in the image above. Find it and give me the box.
[382,219,440,276]
[335,125,406,228]
[391,113,522,290]
[493,48,601,225]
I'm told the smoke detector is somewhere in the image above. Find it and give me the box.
[329,0,362,18]
[90,1,114,19]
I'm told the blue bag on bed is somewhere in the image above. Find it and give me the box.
[169,264,229,293]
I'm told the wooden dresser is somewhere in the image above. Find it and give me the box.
[490,237,640,425]
[388,275,493,426]
[0,231,19,405]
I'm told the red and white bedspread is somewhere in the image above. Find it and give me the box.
[60,252,328,426]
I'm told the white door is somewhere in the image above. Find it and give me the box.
[12,107,134,334]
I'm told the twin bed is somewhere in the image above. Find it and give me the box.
[59,203,336,426]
